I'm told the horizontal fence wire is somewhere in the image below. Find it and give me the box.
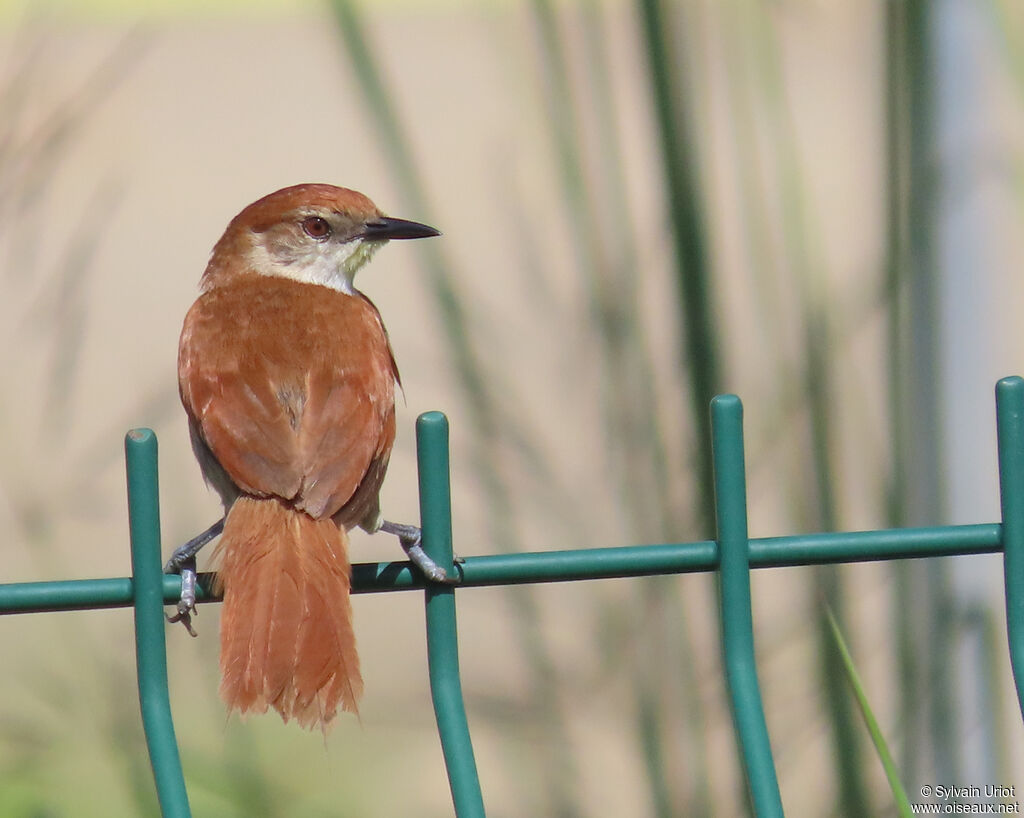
[1,376,1022,818]
[0,524,1005,615]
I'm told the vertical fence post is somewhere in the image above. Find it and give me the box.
[416,412,486,817]
[125,429,191,818]
[995,377,1024,718]
[711,395,784,817]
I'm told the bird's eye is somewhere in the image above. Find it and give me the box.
[301,216,332,240]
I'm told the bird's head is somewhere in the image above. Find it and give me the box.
[201,183,439,292]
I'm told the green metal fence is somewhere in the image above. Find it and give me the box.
[2,376,1023,818]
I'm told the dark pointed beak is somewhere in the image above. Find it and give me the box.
[361,216,441,241]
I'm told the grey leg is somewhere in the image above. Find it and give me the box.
[164,517,224,573]
[380,520,459,584]
[165,556,199,637]
[164,517,224,636]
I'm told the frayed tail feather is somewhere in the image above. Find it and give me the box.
[213,496,362,730]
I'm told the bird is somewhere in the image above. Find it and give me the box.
[175,183,440,730]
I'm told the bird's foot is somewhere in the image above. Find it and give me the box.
[380,520,460,584]
[165,557,199,637]
[164,518,224,637]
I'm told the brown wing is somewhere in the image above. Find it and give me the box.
[179,275,398,521]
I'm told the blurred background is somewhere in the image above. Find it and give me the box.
[1,0,1023,815]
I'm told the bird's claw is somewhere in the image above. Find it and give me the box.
[163,519,225,637]
[381,520,461,585]
[405,540,457,584]
[165,557,199,637]
[166,603,198,638]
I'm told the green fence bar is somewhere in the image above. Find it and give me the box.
[352,522,1001,592]
[711,395,784,817]
[0,577,136,613]
[125,429,192,818]
[416,412,487,818]
[996,377,1024,715]
[0,523,1005,614]
[1,381,1023,817]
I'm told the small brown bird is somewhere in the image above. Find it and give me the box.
[175,184,440,729]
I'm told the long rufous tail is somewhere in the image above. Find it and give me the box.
[213,496,362,730]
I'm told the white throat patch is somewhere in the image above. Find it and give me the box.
[248,236,386,294]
